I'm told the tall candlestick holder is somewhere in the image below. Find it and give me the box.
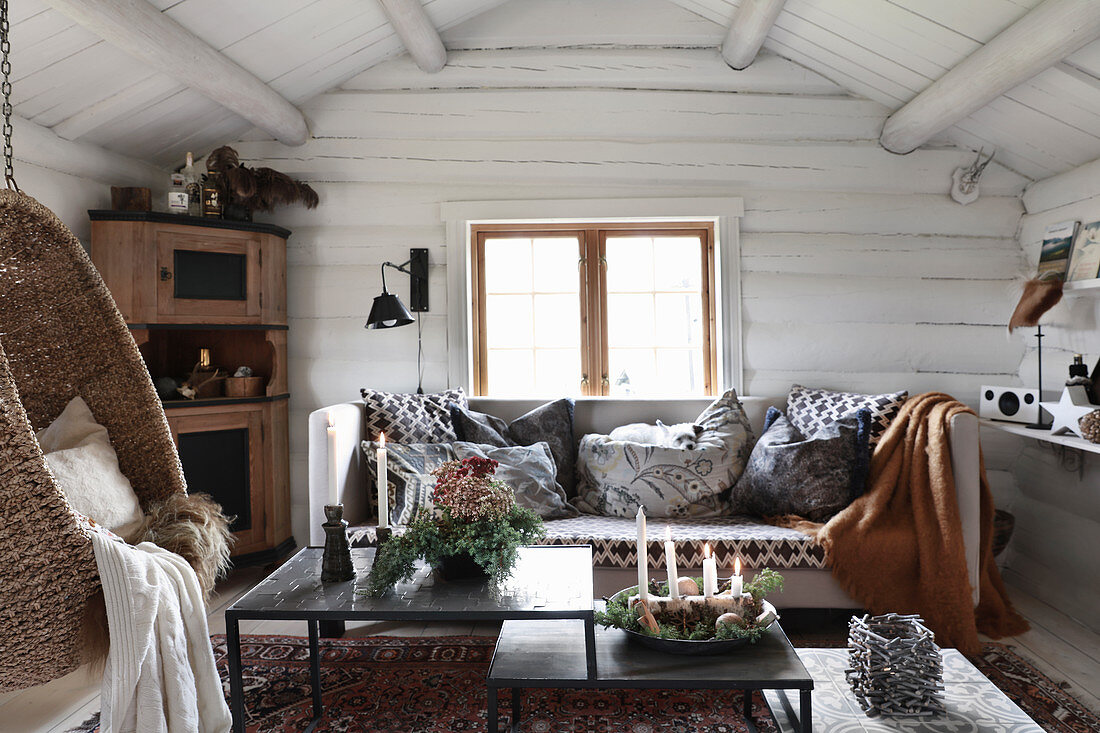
[375,525,393,548]
[321,504,354,582]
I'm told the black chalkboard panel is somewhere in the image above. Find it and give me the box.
[178,427,251,532]
[174,249,247,301]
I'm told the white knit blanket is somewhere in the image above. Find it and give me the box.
[90,530,231,733]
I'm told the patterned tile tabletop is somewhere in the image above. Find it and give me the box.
[765,648,1041,732]
[228,545,594,618]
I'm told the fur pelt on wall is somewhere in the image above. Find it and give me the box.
[1008,278,1063,332]
[82,493,233,668]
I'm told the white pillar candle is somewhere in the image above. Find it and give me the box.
[702,543,717,597]
[664,525,679,600]
[327,412,338,506]
[729,556,743,598]
[377,432,389,529]
[636,507,648,603]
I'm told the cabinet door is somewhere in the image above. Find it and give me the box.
[167,406,266,555]
[156,227,262,322]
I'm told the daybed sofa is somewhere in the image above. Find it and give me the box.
[309,396,981,609]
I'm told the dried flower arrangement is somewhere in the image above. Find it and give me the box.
[595,568,784,643]
[361,456,544,596]
[204,145,319,217]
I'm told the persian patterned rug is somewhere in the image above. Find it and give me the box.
[69,635,1100,732]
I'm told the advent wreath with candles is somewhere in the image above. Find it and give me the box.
[594,509,784,650]
[360,456,544,596]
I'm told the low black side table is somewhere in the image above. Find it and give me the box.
[224,545,596,733]
[487,618,814,733]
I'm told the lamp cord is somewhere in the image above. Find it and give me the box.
[417,315,424,395]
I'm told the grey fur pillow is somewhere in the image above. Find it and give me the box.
[731,409,870,523]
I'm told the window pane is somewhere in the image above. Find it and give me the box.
[485,294,533,348]
[532,237,579,293]
[534,294,580,348]
[608,348,657,396]
[653,237,702,291]
[656,349,703,395]
[655,293,702,347]
[607,293,654,347]
[482,235,581,396]
[534,349,581,395]
[486,350,535,396]
[484,237,532,293]
[606,237,654,292]
[605,231,708,396]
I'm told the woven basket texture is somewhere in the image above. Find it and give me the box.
[0,190,187,691]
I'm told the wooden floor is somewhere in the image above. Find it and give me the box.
[2,569,1097,733]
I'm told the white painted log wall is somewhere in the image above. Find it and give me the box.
[1003,170,1100,634]
[238,49,1027,550]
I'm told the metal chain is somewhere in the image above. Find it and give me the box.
[0,0,17,191]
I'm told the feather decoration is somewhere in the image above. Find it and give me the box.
[204,145,319,212]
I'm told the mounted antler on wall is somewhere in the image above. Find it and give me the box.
[950,148,995,206]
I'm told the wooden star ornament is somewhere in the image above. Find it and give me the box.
[1040,386,1096,438]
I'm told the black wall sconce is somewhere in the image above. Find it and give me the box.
[366,248,429,393]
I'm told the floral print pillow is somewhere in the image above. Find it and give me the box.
[573,389,755,518]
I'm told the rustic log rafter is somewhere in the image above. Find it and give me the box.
[721,0,788,70]
[43,0,310,146]
[881,0,1100,154]
[376,0,448,74]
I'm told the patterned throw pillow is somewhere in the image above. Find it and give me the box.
[361,440,576,525]
[359,388,467,444]
[362,441,455,526]
[573,389,755,518]
[786,384,907,447]
[731,407,871,523]
[450,399,576,496]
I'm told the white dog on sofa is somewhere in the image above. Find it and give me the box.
[608,420,705,450]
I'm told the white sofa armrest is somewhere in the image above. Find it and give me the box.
[307,402,368,546]
[948,412,981,607]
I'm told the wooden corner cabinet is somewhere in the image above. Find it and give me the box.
[90,210,295,565]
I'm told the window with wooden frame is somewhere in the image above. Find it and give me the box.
[471,222,717,397]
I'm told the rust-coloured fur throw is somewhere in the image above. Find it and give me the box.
[777,393,1027,654]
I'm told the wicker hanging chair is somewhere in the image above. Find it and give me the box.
[0,189,232,691]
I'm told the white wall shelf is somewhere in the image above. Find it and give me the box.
[979,418,1100,455]
[1061,278,1100,295]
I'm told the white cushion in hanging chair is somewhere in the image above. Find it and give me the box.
[37,396,145,534]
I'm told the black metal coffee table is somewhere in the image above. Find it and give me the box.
[487,618,814,733]
[224,545,595,733]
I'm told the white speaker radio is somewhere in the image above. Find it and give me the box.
[979,386,1040,424]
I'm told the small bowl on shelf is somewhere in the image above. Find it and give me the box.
[225,376,264,398]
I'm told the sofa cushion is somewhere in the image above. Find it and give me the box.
[359,387,467,444]
[347,515,826,570]
[362,439,577,523]
[450,398,576,496]
[786,383,906,447]
[731,409,871,523]
[540,515,825,570]
[573,389,754,518]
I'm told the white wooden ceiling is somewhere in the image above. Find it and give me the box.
[9,0,1100,180]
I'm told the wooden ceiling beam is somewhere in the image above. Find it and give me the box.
[42,0,309,146]
[13,114,163,185]
[376,0,447,74]
[721,0,788,70]
[880,0,1100,155]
